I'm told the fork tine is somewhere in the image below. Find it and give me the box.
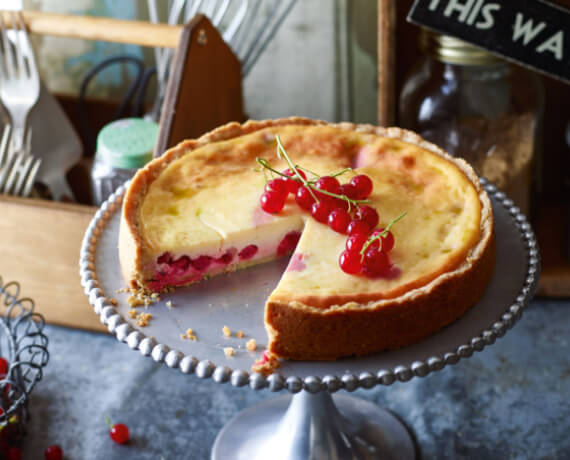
[11,12,26,79]
[16,12,36,78]
[1,152,21,194]
[0,12,15,80]
[0,124,11,167]
[11,153,32,195]
[21,155,40,197]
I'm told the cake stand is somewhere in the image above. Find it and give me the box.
[80,179,539,460]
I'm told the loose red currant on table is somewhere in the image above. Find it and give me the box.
[328,209,351,234]
[110,423,130,444]
[0,358,8,376]
[260,190,286,214]
[350,174,373,199]
[44,445,63,460]
[355,205,379,229]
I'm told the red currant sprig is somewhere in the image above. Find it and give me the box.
[256,135,371,215]
[339,212,407,277]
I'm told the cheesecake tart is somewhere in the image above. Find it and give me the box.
[119,118,495,361]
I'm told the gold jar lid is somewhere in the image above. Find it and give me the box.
[419,28,503,65]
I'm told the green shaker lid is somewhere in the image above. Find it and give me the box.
[97,118,158,169]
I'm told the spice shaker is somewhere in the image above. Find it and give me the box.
[91,118,158,205]
[399,29,543,218]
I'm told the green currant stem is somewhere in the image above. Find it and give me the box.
[105,416,114,429]
[275,135,319,202]
[360,211,408,256]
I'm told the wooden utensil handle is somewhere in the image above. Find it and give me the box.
[2,10,182,48]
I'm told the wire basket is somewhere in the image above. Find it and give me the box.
[0,276,49,445]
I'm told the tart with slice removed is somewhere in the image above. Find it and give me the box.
[119,117,495,361]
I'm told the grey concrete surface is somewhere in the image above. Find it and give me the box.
[22,299,570,460]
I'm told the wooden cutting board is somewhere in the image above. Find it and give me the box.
[0,195,106,333]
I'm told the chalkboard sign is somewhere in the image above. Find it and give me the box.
[408,0,570,83]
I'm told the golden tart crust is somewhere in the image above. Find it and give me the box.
[119,117,495,361]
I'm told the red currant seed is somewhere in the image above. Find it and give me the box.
[346,233,368,253]
[328,209,351,234]
[311,201,333,223]
[44,445,63,460]
[260,191,286,214]
[315,176,341,194]
[265,178,288,197]
[339,250,362,274]
[339,183,359,200]
[356,206,379,229]
[350,174,373,199]
[295,186,316,211]
[347,219,370,236]
[110,423,130,444]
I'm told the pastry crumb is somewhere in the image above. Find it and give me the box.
[186,328,197,341]
[109,297,118,306]
[128,309,137,319]
[246,339,257,351]
[222,326,231,337]
[135,312,152,327]
[252,350,280,375]
[236,330,244,338]
[180,333,187,340]
[128,295,146,307]
[224,347,235,357]
[166,300,174,309]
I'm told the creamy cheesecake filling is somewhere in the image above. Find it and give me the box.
[135,125,481,299]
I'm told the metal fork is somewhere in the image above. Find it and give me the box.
[0,11,40,157]
[0,124,40,197]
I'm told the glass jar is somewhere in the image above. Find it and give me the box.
[91,118,158,205]
[399,29,543,218]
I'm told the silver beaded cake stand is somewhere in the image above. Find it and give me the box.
[80,179,539,460]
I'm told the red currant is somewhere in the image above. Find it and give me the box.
[355,206,379,229]
[8,447,21,460]
[0,358,8,376]
[277,231,301,256]
[350,174,373,199]
[362,247,390,277]
[311,201,333,223]
[283,168,307,181]
[339,250,362,274]
[110,423,130,444]
[347,219,370,236]
[346,233,368,253]
[339,183,358,200]
[44,445,63,460]
[328,209,351,234]
[260,191,286,214]
[265,178,288,196]
[315,176,341,195]
[295,186,316,211]
[373,228,395,252]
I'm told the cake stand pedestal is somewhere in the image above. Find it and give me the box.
[80,180,539,460]
[212,391,415,460]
